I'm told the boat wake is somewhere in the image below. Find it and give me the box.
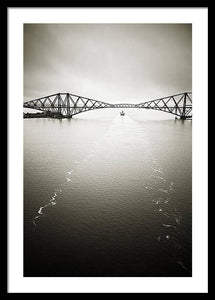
[148,156,188,272]
[32,136,104,229]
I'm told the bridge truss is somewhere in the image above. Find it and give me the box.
[23,92,192,119]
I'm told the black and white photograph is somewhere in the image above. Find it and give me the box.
[23,23,192,277]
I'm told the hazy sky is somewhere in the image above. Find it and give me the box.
[24,24,192,103]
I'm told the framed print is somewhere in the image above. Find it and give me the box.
[8,7,208,293]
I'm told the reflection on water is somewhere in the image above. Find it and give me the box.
[24,111,192,277]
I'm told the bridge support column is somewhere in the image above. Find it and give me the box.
[58,93,62,115]
[66,93,70,117]
[180,93,187,119]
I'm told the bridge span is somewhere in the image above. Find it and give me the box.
[23,92,192,119]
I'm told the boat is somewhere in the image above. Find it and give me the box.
[120,110,125,116]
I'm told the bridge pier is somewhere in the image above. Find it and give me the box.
[180,115,191,120]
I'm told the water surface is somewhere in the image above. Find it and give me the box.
[24,110,192,276]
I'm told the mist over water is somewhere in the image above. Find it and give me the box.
[24,110,192,276]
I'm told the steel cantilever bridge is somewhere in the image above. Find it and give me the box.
[23,92,192,119]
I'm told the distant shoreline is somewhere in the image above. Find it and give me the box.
[24,113,49,119]
[23,113,66,119]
